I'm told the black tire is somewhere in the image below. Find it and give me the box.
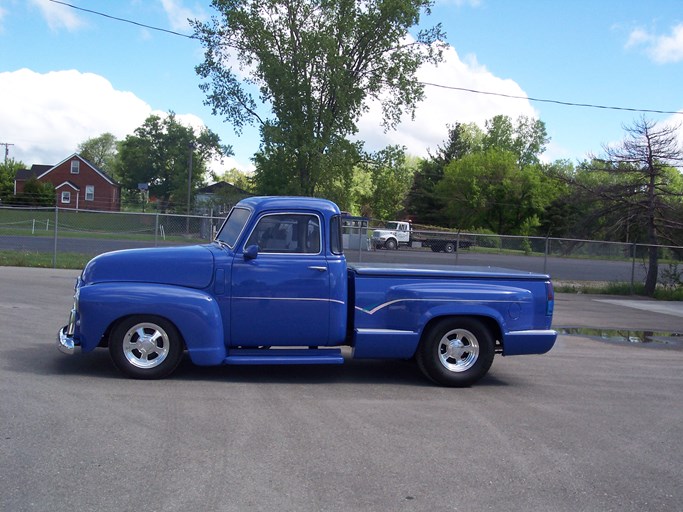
[416,317,495,387]
[385,238,398,250]
[444,242,456,253]
[109,315,184,379]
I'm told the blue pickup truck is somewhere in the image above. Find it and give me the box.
[58,196,557,387]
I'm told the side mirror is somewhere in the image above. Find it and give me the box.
[243,244,259,260]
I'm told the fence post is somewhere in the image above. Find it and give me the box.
[455,231,460,265]
[154,213,159,247]
[630,243,637,295]
[53,206,59,269]
[544,236,549,274]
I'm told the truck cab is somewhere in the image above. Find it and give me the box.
[372,221,411,250]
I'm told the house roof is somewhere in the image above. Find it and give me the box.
[14,165,52,181]
[197,181,251,195]
[15,155,119,187]
[36,153,119,186]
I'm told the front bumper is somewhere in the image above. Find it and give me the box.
[56,308,79,355]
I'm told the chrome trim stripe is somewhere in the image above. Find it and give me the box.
[234,296,345,305]
[355,298,524,315]
[356,328,415,335]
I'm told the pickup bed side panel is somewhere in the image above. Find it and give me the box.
[77,283,225,365]
[351,274,553,359]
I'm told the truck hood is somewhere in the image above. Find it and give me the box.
[81,245,215,289]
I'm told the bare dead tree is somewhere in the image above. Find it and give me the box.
[599,116,683,295]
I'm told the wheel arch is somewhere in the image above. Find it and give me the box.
[105,313,187,350]
[78,282,226,365]
[419,313,504,354]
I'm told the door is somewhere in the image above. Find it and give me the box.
[230,212,331,346]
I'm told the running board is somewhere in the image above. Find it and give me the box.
[223,348,344,365]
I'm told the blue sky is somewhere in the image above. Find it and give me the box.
[1,0,682,176]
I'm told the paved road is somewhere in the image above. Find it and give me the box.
[1,267,682,512]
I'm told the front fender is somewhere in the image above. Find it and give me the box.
[77,282,225,365]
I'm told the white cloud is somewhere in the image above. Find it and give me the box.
[0,69,152,165]
[159,0,206,32]
[30,0,85,31]
[626,23,683,64]
[0,69,254,174]
[356,44,538,157]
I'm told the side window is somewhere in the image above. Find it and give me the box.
[70,160,80,174]
[246,213,321,254]
[330,215,343,255]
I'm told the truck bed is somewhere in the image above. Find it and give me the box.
[349,262,549,280]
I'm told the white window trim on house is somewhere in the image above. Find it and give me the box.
[61,191,71,204]
[85,185,95,201]
[70,160,80,174]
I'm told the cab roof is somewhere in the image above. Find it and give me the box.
[237,196,341,218]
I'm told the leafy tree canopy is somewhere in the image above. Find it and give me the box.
[406,115,551,228]
[116,113,231,211]
[0,158,25,201]
[77,133,119,178]
[192,0,446,196]
[436,149,554,234]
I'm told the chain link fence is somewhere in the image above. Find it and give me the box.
[0,206,224,267]
[343,220,683,291]
[2,206,682,291]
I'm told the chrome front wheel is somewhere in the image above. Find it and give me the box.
[122,322,171,369]
[109,316,184,379]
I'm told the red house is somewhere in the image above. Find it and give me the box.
[14,153,121,211]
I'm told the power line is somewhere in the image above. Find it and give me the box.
[48,0,195,39]
[421,82,683,116]
[49,0,683,118]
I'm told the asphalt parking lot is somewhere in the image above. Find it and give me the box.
[1,267,682,512]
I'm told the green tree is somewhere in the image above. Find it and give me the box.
[17,178,55,206]
[0,158,25,201]
[192,0,446,196]
[436,149,553,235]
[405,122,482,225]
[354,146,416,219]
[117,113,231,211]
[483,115,549,166]
[215,167,255,193]
[78,133,120,178]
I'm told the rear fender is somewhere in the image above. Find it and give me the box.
[77,282,225,365]
[417,303,505,342]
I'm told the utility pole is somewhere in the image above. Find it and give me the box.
[0,142,14,164]
[186,142,195,234]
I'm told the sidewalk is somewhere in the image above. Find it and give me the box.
[553,293,683,332]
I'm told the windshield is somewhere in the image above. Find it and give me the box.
[386,222,400,230]
[216,207,251,248]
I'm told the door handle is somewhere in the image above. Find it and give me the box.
[308,266,327,272]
